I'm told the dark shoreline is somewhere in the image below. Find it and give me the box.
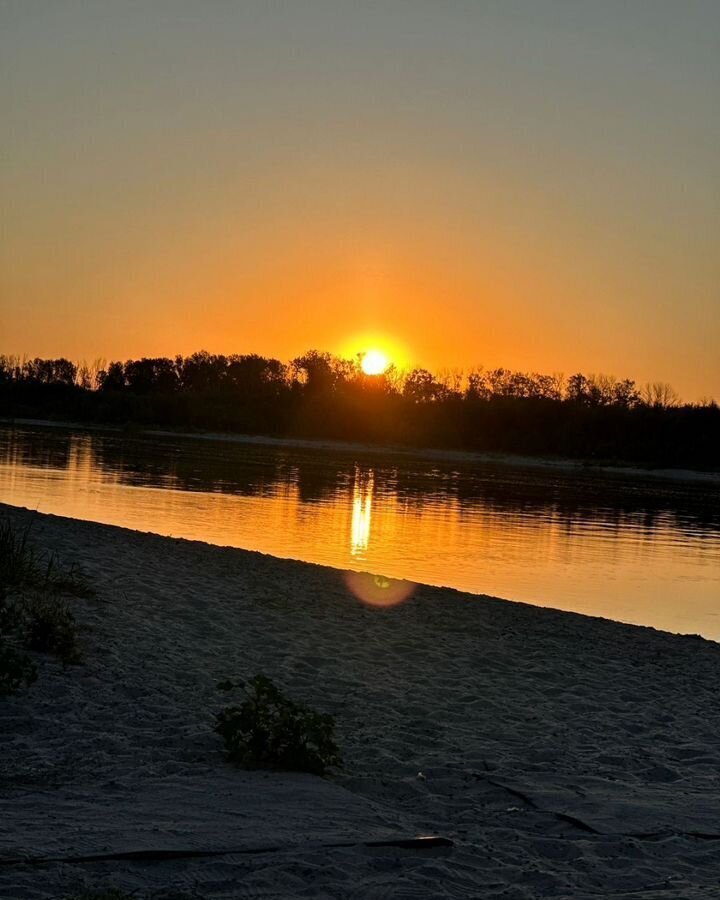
[2,416,719,484]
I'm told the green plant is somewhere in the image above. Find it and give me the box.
[18,593,82,664]
[0,519,94,598]
[214,675,342,776]
[0,637,37,696]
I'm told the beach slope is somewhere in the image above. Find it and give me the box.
[1,504,720,899]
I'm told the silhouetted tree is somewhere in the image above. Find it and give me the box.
[98,362,127,391]
[642,381,680,409]
[22,357,77,386]
[291,351,339,393]
[124,357,179,394]
[403,368,446,403]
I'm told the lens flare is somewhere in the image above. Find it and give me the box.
[344,570,416,608]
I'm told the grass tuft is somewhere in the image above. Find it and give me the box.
[0,520,90,692]
[17,592,82,665]
[0,519,95,598]
[0,520,36,588]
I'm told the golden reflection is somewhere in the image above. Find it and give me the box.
[350,467,374,557]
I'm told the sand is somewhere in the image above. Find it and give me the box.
[2,503,720,899]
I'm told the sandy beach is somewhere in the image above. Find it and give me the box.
[2,502,720,899]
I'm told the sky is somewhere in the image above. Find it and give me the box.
[1,0,719,400]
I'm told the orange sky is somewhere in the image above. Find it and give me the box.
[1,2,719,400]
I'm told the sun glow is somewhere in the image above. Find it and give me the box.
[340,334,409,374]
[361,349,390,376]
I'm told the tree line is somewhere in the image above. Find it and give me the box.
[0,351,717,469]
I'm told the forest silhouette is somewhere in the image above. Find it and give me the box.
[0,351,717,470]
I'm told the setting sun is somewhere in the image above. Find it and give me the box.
[361,349,390,376]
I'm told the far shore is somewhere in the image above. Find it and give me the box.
[2,415,719,484]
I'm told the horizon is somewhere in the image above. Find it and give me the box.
[2,2,719,402]
[0,345,711,405]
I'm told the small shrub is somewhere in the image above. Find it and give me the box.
[18,593,82,665]
[214,675,342,776]
[0,519,94,598]
[0,638,37,696]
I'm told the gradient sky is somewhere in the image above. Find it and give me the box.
[2,0,719,399]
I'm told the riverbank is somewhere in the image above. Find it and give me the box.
[3,416,720,483]
[2,503,720,899]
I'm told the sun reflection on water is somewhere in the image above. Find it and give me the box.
[350,467,374,557]
[346,466,416,607]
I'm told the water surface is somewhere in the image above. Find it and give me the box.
[1,425,718,639]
